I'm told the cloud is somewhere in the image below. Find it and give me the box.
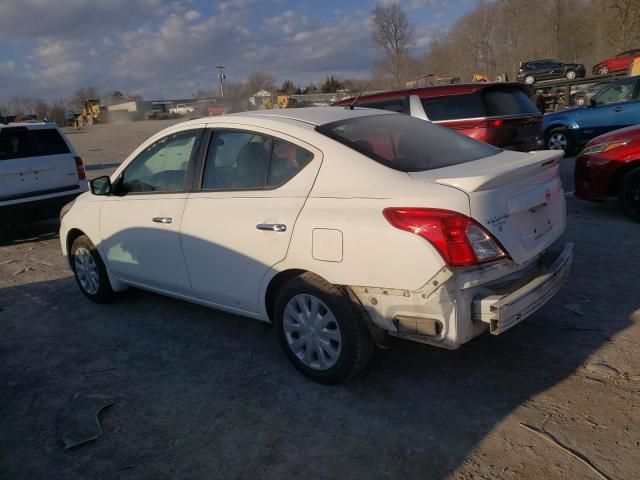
[184,10,201,21]
[0,0,379,100]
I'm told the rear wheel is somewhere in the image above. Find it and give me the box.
[565,70,577,80]
[619,169,640,222]
[546,127,574,154]
[524,75,535,85]
[274,272,374,384]
[598,66,609,75]
[71,235,113,303]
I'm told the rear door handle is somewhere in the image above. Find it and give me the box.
[614,106,624,112]
[256,223,287,232]
[152,217,172,224]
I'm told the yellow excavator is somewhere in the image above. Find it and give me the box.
[75,99,107,128]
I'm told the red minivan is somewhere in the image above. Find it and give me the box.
[334,83,543,151]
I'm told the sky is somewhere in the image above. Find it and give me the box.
[0,0,479,102]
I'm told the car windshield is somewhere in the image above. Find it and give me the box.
[316,114,501,172]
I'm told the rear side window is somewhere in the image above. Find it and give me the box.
[0,128,70,161]
[421,94,484,121]
[482,88,539,116]
[317,114,500,172]
[202,130,313,190]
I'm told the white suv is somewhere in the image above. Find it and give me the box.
[60,108,572,384]
[1,123,87,223]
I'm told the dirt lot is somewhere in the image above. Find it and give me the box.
[1,120,639,479]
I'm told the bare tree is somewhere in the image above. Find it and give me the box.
[245,71,276,95]
[372,3,414,87]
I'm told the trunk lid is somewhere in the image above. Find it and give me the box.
[0,154,80,200]
[409,150,566,264]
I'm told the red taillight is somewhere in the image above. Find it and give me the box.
[74,156,86,180]
[487,119,503,127]
[382,208,507,266]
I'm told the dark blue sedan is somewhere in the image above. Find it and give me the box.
[543,75,640,153]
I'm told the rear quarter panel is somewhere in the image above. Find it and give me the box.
[269,140,471,291]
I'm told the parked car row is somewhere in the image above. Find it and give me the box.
[516,49,640,84]
[3,80,638,384]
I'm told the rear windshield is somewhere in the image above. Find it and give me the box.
[420,87,538,121]
[482,88,539,116]
[0,128,70,161]
[316,114,501,172]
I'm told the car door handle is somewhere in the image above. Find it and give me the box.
[152,217,173,224]
[256,223,287,232]
[614,106,624,112]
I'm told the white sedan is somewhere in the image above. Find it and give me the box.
[60,107,573,383]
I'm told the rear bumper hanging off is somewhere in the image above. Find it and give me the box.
[472,242,573,334]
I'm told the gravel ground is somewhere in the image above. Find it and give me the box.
[1,120,639,479]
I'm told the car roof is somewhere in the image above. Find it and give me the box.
[180,107,397,128]
[334,82,526,104]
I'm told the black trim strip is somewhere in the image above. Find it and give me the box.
[0,184,80,201]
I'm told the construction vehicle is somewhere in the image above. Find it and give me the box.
[75,99,107,128]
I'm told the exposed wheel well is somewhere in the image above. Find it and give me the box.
[66,228,86,262]
[264,269,307,321]
[608,160,640,196]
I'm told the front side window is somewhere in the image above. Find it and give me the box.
[202,130,313,190]
[594,78,638,105]
[317,114,500,172]
[122,130,199,193]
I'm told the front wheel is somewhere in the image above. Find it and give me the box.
[619,169,640,222]
[565,70,577,80]
[598,66,609,75]
[274,273,374,384]
[546,127,574,154]
[524,75,535,85]
[71,235,113,303]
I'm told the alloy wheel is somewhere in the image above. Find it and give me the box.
[282,294,342,370]
[548,133,568,150]
[525,75,535,84]
[566,70,576,80]
[74,247,100,295]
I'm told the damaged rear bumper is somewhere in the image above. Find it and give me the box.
[472,242,573,334]
[349,242,574,349]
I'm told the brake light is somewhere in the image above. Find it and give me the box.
[74,156,86,180]
[382,208,507,266]
[487,119,503,127]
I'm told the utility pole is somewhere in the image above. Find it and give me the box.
[216,65,226,99]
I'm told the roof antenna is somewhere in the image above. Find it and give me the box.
[348,83,370,110]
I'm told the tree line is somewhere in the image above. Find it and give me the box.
[373,0,640,86]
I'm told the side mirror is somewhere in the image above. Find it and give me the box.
[89,175,112,195]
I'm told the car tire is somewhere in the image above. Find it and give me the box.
[598,66,609,75]
[274,272,374,384]
[565,70,577,80]
[524,75,535,85]
[619,168,640,223]
[575,96,585,106]
[546,127,574,154]
[70,235,113,303]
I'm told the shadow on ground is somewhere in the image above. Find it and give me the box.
[0,196,638,479]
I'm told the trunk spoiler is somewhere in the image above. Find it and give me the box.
[408,150,563,193]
